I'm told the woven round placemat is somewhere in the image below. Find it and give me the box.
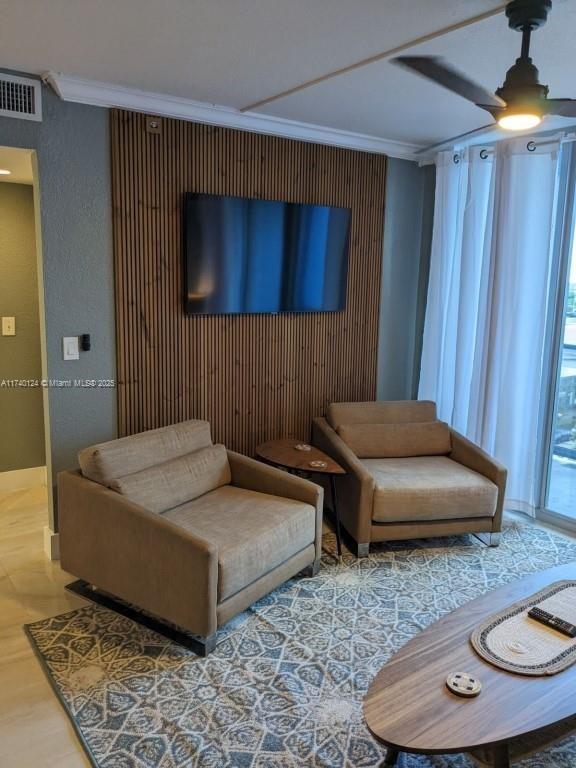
[470,580,576,676]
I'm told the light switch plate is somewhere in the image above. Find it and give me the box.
[63,336,79,360]
[2,316,15,336]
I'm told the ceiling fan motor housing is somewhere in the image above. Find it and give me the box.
[506,0,552,31]
[496,57,549,106]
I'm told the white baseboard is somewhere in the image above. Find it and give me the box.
[536,508,576,538]
[43,526,60,561]
[0,465,47,491]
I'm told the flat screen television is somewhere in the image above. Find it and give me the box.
[184,193,351,315]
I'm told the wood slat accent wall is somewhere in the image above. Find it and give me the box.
[111,109,386,453]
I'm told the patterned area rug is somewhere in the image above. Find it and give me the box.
[25,521,576,768]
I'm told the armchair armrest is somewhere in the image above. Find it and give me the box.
[58,470,219,637]
[312,417,375,544]
[227,450,322,507]
[449,430,507,486]
[227,450,323,562]
[449,429,507,531]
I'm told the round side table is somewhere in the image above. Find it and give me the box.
[255,438,346,557]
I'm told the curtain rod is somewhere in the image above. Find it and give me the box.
[451,133,576,163]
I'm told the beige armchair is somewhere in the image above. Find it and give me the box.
[58,419,323,655]
[312,400,506,557]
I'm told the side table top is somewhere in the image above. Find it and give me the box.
[256,438,346,475]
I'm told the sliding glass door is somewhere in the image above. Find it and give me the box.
[545,168,576,526]
[548,261,576,518]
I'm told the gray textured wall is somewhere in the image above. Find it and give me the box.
[0,75,116,527]
[0,183,46,471]
[377,158,435,400]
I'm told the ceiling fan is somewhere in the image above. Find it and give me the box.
[394,0,576,148]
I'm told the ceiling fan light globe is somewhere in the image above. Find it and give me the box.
[497,112,542,130]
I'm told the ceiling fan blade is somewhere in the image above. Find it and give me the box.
[545,99,576,117]
[393,56,505,111]
[417,123,499,156]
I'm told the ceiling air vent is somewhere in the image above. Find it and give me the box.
[0,74,42,122]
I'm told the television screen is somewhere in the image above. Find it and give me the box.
[184,193,351,315]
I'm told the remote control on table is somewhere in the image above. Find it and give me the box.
[527,607,576,638]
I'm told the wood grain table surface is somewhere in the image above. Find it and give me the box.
[364,562,576,760]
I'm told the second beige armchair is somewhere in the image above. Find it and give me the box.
[313,400,507,557]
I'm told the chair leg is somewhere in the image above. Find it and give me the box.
[474,531,501,547]
[302,560,320,577]
[197,634,217,657]
[356,542,370,558]
[65,580,218,657]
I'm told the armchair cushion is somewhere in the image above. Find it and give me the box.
[79,419,212,486]
[110,444,231,513]
[337,421,451,458]
[364,456,498,523]
[164,485,316,601]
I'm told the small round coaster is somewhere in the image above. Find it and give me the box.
[309,460,328,469]
[446,672,482,698]
[294,444,312,452]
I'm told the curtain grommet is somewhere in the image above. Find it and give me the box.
[480,149,489,160]
[527,141,537,152]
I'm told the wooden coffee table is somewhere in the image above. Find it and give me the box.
[364,562,576,767]
[256,438,346,556]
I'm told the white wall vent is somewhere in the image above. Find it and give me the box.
[0,73,42,121]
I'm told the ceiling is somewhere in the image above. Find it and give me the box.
[0,147,33,184]
[1,0,576,150]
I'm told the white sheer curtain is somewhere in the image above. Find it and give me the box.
[419,137,563,514]
[419,148,494,433]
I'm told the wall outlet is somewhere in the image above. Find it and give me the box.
[63,336,79,360]
[1,316,15,336]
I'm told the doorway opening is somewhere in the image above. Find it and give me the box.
[0,145,52,557]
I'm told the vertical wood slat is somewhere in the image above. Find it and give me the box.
[111,109,387,454]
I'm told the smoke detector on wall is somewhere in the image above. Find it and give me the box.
[0,73,42,122]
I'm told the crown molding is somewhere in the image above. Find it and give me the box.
[44,72,423,160]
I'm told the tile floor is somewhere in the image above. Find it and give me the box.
[0,484,88,767]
